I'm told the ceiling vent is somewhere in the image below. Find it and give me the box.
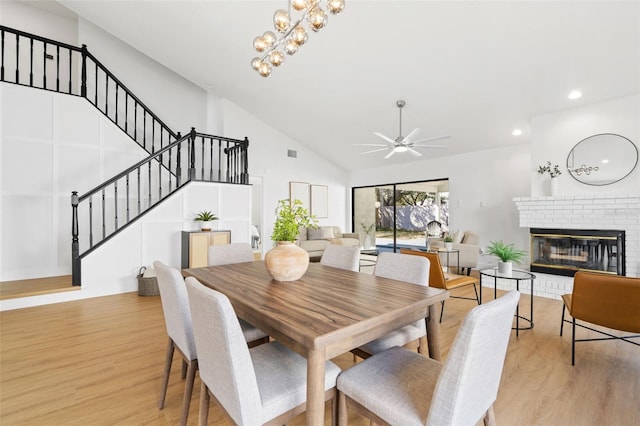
[287,149,297,158]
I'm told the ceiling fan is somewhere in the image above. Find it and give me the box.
[354,100,450,159]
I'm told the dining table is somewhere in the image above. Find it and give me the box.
[183,261,449,426]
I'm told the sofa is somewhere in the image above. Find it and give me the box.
[297,226,360,260]
[428,230,480,275]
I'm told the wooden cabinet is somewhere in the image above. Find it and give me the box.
[181,230,231,268]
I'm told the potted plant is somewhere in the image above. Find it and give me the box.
[444,235,454,251]
[265,199,318,281]
[487,240,527,275]
[195,210,218,231]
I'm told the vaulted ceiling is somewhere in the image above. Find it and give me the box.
[56,1,639,171]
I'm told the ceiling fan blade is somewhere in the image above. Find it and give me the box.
[373,132,397,145]
[410,135,451,144]
[412,144,447,149]
[353,143,389,147]
[360,148,390,155]
[407,148,423,157]
[384,149,397,159]
[403,128,421,143]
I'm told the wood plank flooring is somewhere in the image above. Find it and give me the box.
[0,275,76,300]
[1,285,638,425]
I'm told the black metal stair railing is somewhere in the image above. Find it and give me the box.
[1,25,178,160]
[0,26,251,285]
[71,129,249,285]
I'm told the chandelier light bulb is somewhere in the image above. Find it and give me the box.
[269,50,285,67]
[273,9,291,33]
[291,26,308,46]
[251,57,263,70]
[327,0,345,14]
[291,0,308,11]
[284,39,299,55]
[263,31,276,47]
[253,36,268,52]
[307,6,328,32]
[258,61,272,77]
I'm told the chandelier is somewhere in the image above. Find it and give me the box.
[251,0,345,77]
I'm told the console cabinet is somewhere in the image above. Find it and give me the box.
[181,230,231,268]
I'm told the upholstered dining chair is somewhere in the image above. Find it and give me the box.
[185,276,342,425]
[400,249,479,322]
[320,244,360,272]
[337,290,520,426]
[154,261,267,426]
[208,242,254,266]
[351,252,430,359]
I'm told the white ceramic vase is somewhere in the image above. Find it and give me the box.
[445,242,453,251]
[200,221,212,231]
[549,178,559,196]
[363,234,372,250]
[264,241,309,281]
[498,261,512,275]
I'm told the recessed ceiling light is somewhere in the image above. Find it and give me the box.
[568,90,582,100]
[512,129,522,136]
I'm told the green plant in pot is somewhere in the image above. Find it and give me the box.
[443,235,454,251]
[266,199,318,281]
[487,240,527,275]
[194,210,218,231]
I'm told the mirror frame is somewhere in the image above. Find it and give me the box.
[566,133,638,186]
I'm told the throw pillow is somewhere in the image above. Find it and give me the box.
[462,231,479,245]
[320,226,335,239]
[451,229,464,244]
[307,226,335,240]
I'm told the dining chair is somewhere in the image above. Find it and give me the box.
[337,290,520,426]
[154,261,267,426]
[184,276,342,425]
[351,252,430,359]
[208,242,255,266]
[400,249,479,322]
[320,244,360,272]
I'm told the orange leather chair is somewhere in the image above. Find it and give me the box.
[560,271,640,365]
[400,249,479,322]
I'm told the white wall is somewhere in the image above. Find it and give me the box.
[349,144,532,254]
[0,1,78,45]
[531,94,640,196]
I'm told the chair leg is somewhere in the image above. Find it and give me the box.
[560,304,565,336]
[180,359,198,426]
[198,382,210,426]
[439,300,445,323]
[571,317,576,366]
[337,391,348,426]
[158,338,175,409]
[331,392,338,426]
[181,359,187,380]
[483,404,496,426]
[472,283,480,304]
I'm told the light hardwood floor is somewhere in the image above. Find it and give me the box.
[1,285,638,425]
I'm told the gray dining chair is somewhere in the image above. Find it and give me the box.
[351,252,430,359]
[337,290,520,426]
[184,276,342,425]
[208,242,254,266]
[320,244,360,272]
[154,261,267,426]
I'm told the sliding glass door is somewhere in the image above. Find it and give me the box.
[352,179,449,253]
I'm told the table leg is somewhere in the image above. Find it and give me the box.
[306,349,325,426]
[516,279,520,337]
[426,305,442,361]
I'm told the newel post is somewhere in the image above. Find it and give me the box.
[243,136,249,184]
[176,131,182,186]
[71,191,81,286]
[188,127,196,181]
[80,44,87,98]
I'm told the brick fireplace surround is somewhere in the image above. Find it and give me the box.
[511,194,639,299]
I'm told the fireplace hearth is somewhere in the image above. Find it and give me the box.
[530,228,625,277]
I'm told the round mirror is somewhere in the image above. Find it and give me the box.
[566,133,638,186]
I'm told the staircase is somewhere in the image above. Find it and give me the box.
[0,26,249,286]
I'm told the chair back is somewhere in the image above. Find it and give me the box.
[426,220,443,237]
[153,261,197,360]
[571,271,640,333]
[427,290,520,425]
[320,244,360,272]
[208,242,254,266]
[184,277,263,425]
[399,249,446,290]
[374,252,429,286]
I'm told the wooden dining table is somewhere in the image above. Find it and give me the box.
[183,261,449,426]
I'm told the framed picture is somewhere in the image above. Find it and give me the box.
[310,184,328,218]
[289,181,310,211]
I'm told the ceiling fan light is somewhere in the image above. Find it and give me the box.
[395,146,408,153]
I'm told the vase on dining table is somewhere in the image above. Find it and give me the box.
[264,241,309,281]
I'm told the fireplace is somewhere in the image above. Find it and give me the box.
[530,228,625,277]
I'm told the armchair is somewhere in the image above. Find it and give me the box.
[429,230,480,275]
